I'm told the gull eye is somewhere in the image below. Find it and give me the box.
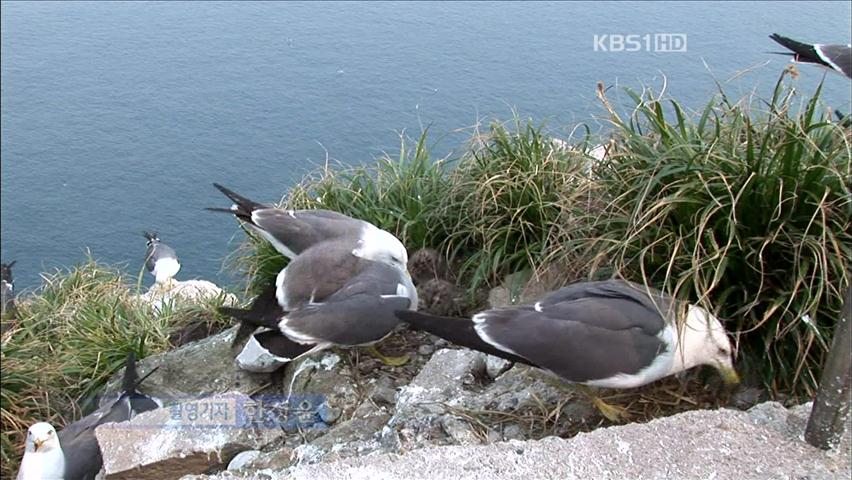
[718,347,729,356]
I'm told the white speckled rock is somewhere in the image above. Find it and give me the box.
[95,393,279,480]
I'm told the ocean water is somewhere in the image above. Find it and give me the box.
[2,1,850,292]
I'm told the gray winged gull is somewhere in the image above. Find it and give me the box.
[16,353,161,480]
[210,185,417,372]
[1,260,16,323]
[396,280,738,420]
[222,239,417,371]
[770,33,852,78]
[208,183,374,258]
[143,232,181,284]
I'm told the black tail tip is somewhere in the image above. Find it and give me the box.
[121,352,139,392]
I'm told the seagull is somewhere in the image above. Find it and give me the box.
[144,232,181,284]
[769,33,852,78]
[224,245,417,372]
[16,353,160,480]
[396,280,739,420]
[1,260,16,320]
[210,184,418,372]
[207,183,371,259]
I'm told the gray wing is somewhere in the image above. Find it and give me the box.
[145,243,178,272]
[280,262,412,346]
[251,209,365,257]
[816,44,852,77]
[278,241,364,309]
[478,297,668,382]
[535,280,670,335]
[59,397,133,480]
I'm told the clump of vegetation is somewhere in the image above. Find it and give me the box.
[440,117,592,293]
[580,75,851,397]
[0,259,231,478]
[232,131,456,295]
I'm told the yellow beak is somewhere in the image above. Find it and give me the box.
[719,366,740,385]
[33,439,45,452]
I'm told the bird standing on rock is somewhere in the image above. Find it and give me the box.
[143,232,181,284]
[209,184,418,372]
[16,353,160,480]
[396,279,739,420]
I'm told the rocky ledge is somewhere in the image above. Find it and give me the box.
[92,320,851,480]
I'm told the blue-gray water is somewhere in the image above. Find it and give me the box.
[2,1,850,292]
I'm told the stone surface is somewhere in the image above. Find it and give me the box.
[484,354,513,379]
[138,279,238,313]
[95,393,279,479]
[388,349,487,450]
[182,402,851,480]
[101,327,271,405]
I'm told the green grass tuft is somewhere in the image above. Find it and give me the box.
[580,73,851,397]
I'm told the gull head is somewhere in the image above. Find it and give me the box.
[352,226,409,273]
[25,422,61,453]
[680,305,739,384]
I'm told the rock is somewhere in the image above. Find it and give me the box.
[234,445,295,472]
[416,279,458,316]
[249,403,850,480]
[730,385,767,410]
[417,344,434,356]
[235,333,290,373]
[318,404,341,425]
[137,279,238,314]
[393,349,486,421]
[100,327,271,405]
[484,355,512,379]
[281,353,360,423]
[95,393,279,479]
[441,416,481,445]
[227,451,261,471]
[501,423,526,441]
[454,364,598,439]
[368,376,398,406]
[389,349,486,449]
[308,405,392,462]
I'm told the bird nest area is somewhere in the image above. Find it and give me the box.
[446,373,746,443]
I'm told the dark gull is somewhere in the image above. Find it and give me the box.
[396,280,738,419]
[770,33,852,78]
[208,183,373,259]
[210,185,417,371]
[16,353,160,480]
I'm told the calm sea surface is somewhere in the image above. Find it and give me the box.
[2,1,850,291]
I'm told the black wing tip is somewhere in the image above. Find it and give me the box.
[121,352,139,394]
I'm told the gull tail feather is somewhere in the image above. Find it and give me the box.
[395,310,529,364]
[212,183,269,219]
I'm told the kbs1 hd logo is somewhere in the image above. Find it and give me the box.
[593,34,688,53]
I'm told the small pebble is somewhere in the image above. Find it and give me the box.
[418,344,435,356]
[318,403,341,424]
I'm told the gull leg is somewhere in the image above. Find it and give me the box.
[539,375,627,422]
[575,384,628,422]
